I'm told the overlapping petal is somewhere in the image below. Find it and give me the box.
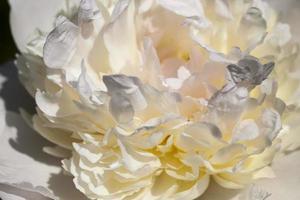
[8,0,300,199]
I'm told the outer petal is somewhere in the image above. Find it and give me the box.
[199,151,300,200]
[0,190,26,200]
[267,0,300,41]
[0,184,50,200]
[9,0,80,52]
[139,172,209,200]
[253,151,300,200]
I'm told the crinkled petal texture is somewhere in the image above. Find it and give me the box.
[11,0,300,199]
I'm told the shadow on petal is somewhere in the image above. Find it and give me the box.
[0,183,50,200]
[0,62,59,165]
[48,171,88,200]
[0,61,83,199]
[6,114,59,166]
[197,180,240,200]
[0,61,35,113]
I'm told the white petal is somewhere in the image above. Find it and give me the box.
[210,144,246,164]
[165,78,184,90]
[172,175,210,200]
[35,90,60,117]
[255,151,300,200]
[0,184,51,200]
[138,0,155,13]
[139,38,162,88]
[158,0,210,28]
[0,93,86,200]
[0,105,55,198]
[260,109,281,141]
[103,0,139,73]
[177,66,191,81]
[0,190,26,200]
[73,143,103,164]
[110,0,130,21]
[267,0,300,42]
[77,61,93,100]
[9,0,80,52]
[232,119,260,142]
[78,0,106,40]
[78,0,101,24]
[175,122,223,151]
[35,88,79,118]
[109,93,135,123]
[103,75,147,111]
[32,115,76,150]
[43,16,80,69]
[267,23,292,46]
[16,54,47,97]
[190,29,227,60]
[214,0,233,20]
[238,6,267,52]
[116,135,160,173]
[281,109,300,152]
[240,184,272,200]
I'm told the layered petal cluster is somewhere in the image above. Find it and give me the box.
[15,0,300,199]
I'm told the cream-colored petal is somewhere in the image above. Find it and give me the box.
[210,144,246,165]
[117,136,161,173]
[103,0,139,73]
[33,115,75,150]
[43,145,71,158]
[175,122,223,151]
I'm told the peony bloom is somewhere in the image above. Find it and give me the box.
[2,0,300,199]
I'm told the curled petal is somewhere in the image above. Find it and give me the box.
[9,0,74,52]
[103,0,139,73]
[43,16,79,69]
[232,120,260,142]
[158,0,210,28]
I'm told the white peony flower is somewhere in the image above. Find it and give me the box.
[2,0,300,199]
